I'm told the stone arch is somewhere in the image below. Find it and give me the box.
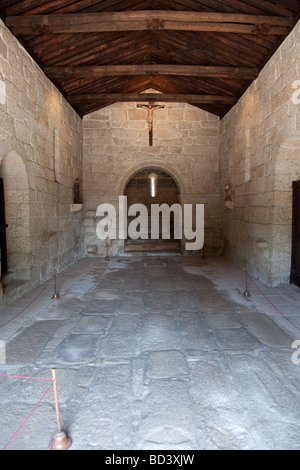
[0,151,32,280]
[117,159,188,197]
[117,160,186,253]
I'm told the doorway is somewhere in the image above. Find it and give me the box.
[291,180,300,287]
[0,151,31,281]
[0,178,8,275]
[124,169,181,252]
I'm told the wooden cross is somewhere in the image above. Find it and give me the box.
[137,103,165,146]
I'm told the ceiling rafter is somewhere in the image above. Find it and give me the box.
[1,1,299,118]
[67,92,237,104]
[6,11,294,35]
[44,64,258,79]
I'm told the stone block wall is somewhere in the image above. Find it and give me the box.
[0,20,84,293]
[220,20,300,286]
[82,98,222,256]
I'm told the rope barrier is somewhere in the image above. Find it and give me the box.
[186,262,300,333]
[246,270,300,333]
[0,374,52,380]
[1,374,55,450]
[0,277,54,330]
[207,263,300,334]
[0,259,106,330]
[58,259,106,278]
[202,262,300,334]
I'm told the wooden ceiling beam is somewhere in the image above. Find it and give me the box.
[6,11,293,35]
[67,93,237,105]
[45,65,258,80]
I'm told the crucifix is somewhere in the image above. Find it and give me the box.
[137,102,165,146]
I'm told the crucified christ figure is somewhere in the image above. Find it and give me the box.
[137,103,165,146]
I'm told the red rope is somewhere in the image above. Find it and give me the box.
[0,278,53,330]
[2,377,55,450]
[0,259,104,330]
[59,259,104,278]
[246,271,300,333]
[0,374,52,380]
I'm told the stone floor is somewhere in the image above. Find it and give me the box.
[0,255,299,450]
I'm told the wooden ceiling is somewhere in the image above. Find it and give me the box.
[1,1,300,118]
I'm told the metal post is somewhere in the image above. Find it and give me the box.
[105,237,110,261]
[50,368,72,450]
[243,268,251,297]
[52,270,60,299]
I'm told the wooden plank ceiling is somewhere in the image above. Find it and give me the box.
[1,0,300,118]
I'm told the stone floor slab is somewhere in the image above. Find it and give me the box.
[70,363,132,450]
[53,334,100,363]
[100,314,142,358]
[142,313,182,352]
[6,321,61,365]
[137,380,197,449]
[205,312,243,329]
[213,327,262,351]
[118,292,145,314]
[71,315,109,335]
[83,298,117,315]
[179,312,213,350]
[144,292,175,313]
[238,311,293,347]
[146,350,188,379]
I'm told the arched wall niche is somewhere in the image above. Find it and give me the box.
[0,150,32,280]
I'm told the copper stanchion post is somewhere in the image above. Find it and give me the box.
[52,270,60,299]
[243,268,251,297]
[50,368,72,450]
[105,236,110,261]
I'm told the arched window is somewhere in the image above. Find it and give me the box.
[148,172,158,198]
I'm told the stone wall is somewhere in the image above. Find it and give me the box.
[0,20,84,296]
[82,98,221,256]
[220,20,300,286]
